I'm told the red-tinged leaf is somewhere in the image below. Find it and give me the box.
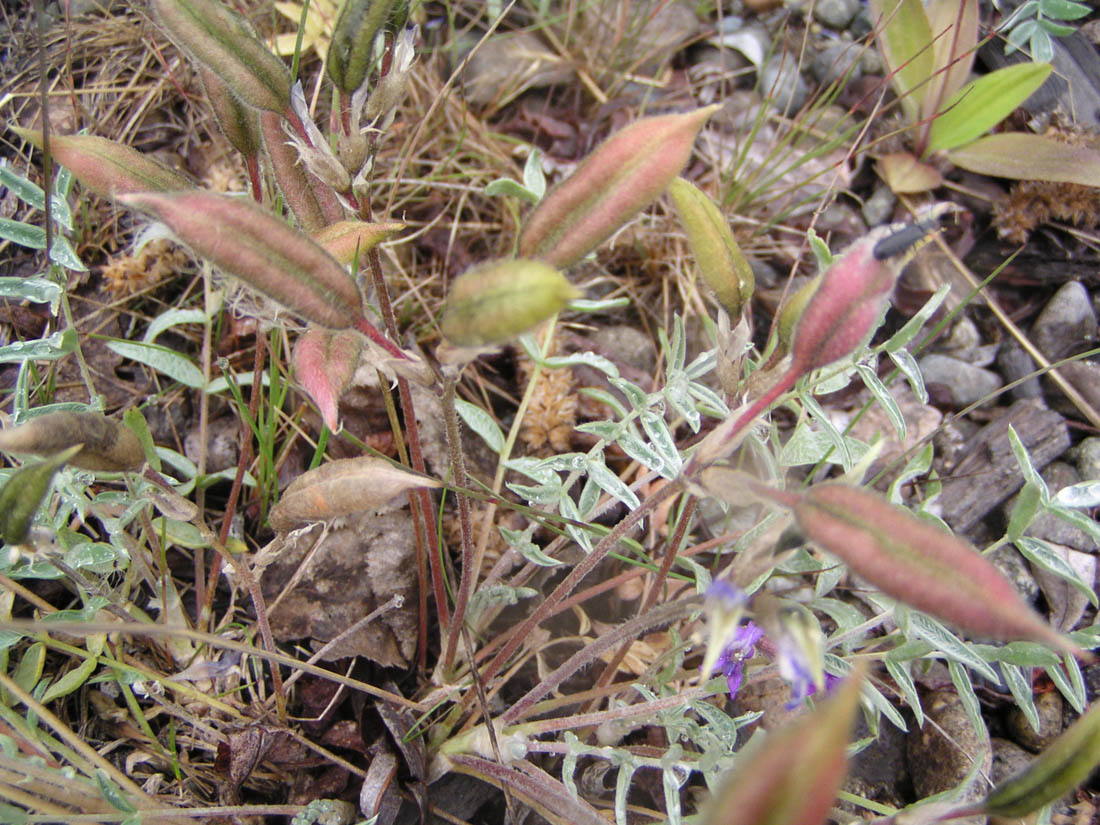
[293,328,363,431]
[790,483,1077,654]
[703,667,864,825]
[877,152,943,194]
[518,106,720,269]
[946,133,1100,186]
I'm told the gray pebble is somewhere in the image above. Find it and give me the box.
[907,689,991,825]
[991,737,1032,784]
[1006,690,1064,753]
[810,41,863,88]
[987,545,1040,605]
[918,354,1003,407]
[1076,437,1100,481]
[760,56,808,114]
[1033,281,1097,361]
[861,182,896,226]
[813,0,861,29]
[996,340,1044,401]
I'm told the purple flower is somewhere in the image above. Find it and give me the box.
[715,621,764,698]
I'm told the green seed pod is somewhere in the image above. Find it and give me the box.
[151,0,292,113]
[440,259,581,347]
[518,105,720,269]
[773,275,821,361]
[667,177,753,319]
[12,128,193,200]
[327,0,398,95]
[120,191,362,329]
[198,66,261,158]
[984,700,1100,817]
[0,412,144,473]
[0,445,83,545]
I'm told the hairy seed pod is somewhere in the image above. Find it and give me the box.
[327,0,398,95]
[0,412,144,473]
[198,66,261,158]
[269,457,441,531]
[440,259,580,347]
[519,106,720,269]
[151,0,291,113]
[12,129,193,199]
[311,221,404,266]
[668,177,754,319]
[120,191,362,329]
[792,483,1076,653]
[259,112,344,232]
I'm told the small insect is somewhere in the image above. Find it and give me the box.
[872,215,941,261]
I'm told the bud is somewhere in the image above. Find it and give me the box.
[984,699,1100,817]
[327,0,399,95]
[120,191,362,329]
[198,66,261,158]
[703,666,864,825]
[772,274,821,361]
[440,259,580,347]
[0,445,83,545]
[287,82,352,193]
[150,0,291,113]
[311,221,403,266]
[269,456,442,530]
[789,483,1077,654]
[259,112,344,232]
[667,178,753,319]
[12,128,192,199]
[292,328,363,432]
[518,106,720,269]
[0,412,144,473]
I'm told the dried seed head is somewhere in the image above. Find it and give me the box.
[440,259,580,347]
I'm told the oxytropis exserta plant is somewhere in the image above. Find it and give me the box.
[4,2,1100,824]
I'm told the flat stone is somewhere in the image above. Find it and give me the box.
[1006,690,1064,753]
[1033,281,1096,361]
[918,354,1003,408]
[812,0,861,29]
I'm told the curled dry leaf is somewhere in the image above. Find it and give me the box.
[269,456,442,531]
[0,412,145,473]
